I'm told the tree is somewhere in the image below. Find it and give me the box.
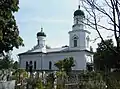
[13,61,19,69]
[0,55,14,69]
[79,71,106,89]
[0,0,23,56]
[54,57,75,75]
[81,0,120,67]
[94,39,116,71]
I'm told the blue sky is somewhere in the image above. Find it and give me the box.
[12,0,113,61]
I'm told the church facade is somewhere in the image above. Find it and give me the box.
[18,6,93,71]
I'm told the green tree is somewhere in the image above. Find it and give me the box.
[0,0,23,56]
[0,55,14,69]
[54,57,75,75]
[13,61,19,69]
[81,0,120,69]
[94,39,115,71]
[79,71,106,89]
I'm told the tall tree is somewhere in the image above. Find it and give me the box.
[81,0,120,67]
[94,39,116,71]
[0,0,23,56]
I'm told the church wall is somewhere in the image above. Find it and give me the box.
[84,31,90,51]
[85,52,93,63]
[19,54,43,70]
[69,30,86,50]
[43,51,86,70]
[19,51,87,70]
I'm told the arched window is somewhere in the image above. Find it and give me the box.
[34,61,36,70]
[49,61,52,70]
[30,61,32,64]
[29,61,33,73]
[26,61,28,70]
[73,36,78,47]
[86,36,90,48]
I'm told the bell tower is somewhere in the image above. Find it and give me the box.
[68,5,90,50]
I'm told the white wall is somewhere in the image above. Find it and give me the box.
[19,51,87,70]
[37,36,46,48]
[69,29,90,51]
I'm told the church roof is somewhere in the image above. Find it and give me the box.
[74,5,85,17]
[18,46,93,56]
[37,27,46,37]
[18,47,69,56]
[74,9,84,16]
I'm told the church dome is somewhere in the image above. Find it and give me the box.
[74,5,85,17]
[74,9,85,16]
[37,28,46,37]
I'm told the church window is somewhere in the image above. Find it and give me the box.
[73,36,78,47]
[26,61,28,70]
[29,61,33,72]
[30,61,32,64]
[34,61,36,70]
[49,61,52,70]
[74,40,77,47]
[86,36,90,48]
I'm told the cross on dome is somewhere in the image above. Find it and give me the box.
[74,0,85,17]
[41,27,43,32]
[37,27,46,37]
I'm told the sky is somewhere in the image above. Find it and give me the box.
[12,0,113,61]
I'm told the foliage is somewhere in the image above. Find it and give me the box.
[45,82,53,89]
[46,73,55,88]
[13,61,19,69]
[56,71,67,89]
[12,69,28,81]
[82,0,120,68]
[56,84,65,89]
[54,57,75,75]
[0,55,14,69]
[35,79,44,89]
[94,39,115,71]
[0,0,24,56]
[0,54,19,69]
[56,71,67,78]
[78,71,106,89]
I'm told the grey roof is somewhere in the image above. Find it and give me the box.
[18,47,93,56]
[30,47,68,53]
[47,47,69,52]
[18,47,69,56]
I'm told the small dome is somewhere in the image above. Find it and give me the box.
[74,5,85,17]
[37,32,46,37]
[74,9,85,16]
[37,28,46,37]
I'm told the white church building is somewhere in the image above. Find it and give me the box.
[18,6,93,71]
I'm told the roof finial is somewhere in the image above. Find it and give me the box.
[78,5,80,9]
[41,27,43,32]
[78,0,81,9]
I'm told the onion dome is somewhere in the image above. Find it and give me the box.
[37,27,46,37]
[74,5,85,17]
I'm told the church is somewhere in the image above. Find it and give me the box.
[18,5,93,71]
